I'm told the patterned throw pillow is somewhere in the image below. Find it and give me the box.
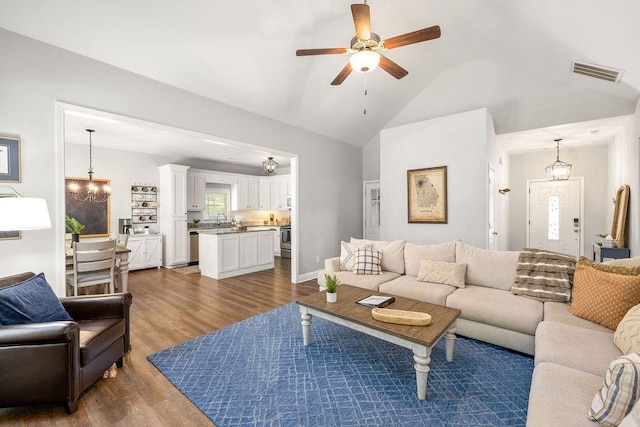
[589,353,640,426]
[353,249,383,275]
[339,241,370,271]
[569,265,640,330]
[417,260,467,288]
[615,305,640,354]
[511,248,576,302]
[580,256,640,276]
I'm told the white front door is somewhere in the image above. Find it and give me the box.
[527,179,582,257]
[363,181,380,240]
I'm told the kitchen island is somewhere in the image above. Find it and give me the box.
[198,228,274,279]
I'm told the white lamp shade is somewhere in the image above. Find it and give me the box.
[349,50,380,73]
[0,197,52,230]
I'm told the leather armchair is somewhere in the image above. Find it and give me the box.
[0,272,132,414]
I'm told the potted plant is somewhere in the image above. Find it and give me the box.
[65,215,85,247]
[325,274,339,303]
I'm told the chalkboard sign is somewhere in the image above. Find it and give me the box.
[65,178,110,237]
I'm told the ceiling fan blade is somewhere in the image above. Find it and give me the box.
[331,63,353,85]
[296,48,348,56]
[379,55,409,79]
[383,25,441,49]
[351,4,371,40]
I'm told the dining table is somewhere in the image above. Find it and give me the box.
[65,245,131,293]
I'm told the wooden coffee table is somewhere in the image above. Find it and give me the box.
[296,285,461,400]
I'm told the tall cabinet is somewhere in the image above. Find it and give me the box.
[159,164,189,267]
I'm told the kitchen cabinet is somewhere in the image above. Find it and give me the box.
[158,164,189,267]
[272,227,281,256]
[259,175,290,210]
[236,177,259,210]
[199,230,274,279]
[187,172,206,211]
[128,234,162,270]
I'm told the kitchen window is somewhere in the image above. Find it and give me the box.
[203,188,230,222]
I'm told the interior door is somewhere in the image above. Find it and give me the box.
[488,166,496,250]
[364,181,380,240]
[528,179,581,257]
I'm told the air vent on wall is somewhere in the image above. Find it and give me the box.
[572,61,624,83]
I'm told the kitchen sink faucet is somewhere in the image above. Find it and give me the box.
[216,213,227,225]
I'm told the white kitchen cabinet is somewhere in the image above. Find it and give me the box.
[273,227,281,256]
[199,230,274,279]
[236,177,259,210]
[187,172,206,211]
[128,234,162,270]
[239,233,258,268]
[159,164,189,267]
[259,175,290,210]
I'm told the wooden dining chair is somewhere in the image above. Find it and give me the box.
[65,240,117,296]
[114,233,129,291]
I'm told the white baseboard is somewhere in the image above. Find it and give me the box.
[296,269,321,284]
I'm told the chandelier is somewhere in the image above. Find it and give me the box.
[263,157,279,175]
[545,139,572,181]
[68,129,111,202]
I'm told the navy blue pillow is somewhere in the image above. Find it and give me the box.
[0,273,73,325]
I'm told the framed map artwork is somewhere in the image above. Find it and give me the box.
[407,166,447,223]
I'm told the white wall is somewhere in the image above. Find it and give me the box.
[362,133,380,183]
[380,109,494,247]
[0,29,362,292]
[508,144,609,255]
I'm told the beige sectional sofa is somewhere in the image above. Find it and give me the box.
[317,238,640,426]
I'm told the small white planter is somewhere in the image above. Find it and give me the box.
[326,292,337,303]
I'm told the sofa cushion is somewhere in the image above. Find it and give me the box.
[535,321,620,377]
[353,249,382,275]
[417,260,466,288]
[527,362,604,427]
[543,302,612,333]
[446,285,542,335]
[454,242,519,291]
[589,353,640,426]
[615,304,640,354]
[0,272,73,325]
[350,238,406,274]
[379,275,457,306]
[325,271,400,291]
[606,256,640,268]
[580,256,640,276]
[403,241,456,277]
[569,264,640,330]
[511,248,575,302]
[339,241,369,271]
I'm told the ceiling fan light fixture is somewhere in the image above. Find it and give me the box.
[349,50,380,73]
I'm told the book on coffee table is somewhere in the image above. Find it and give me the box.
[357,295,395,308]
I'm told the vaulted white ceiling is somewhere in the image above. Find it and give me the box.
[0,0,638,151]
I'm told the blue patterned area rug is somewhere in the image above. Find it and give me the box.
[148,303,533,426]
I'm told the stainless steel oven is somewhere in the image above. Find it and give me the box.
[280,225,291,259]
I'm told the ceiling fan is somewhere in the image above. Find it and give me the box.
[296,2,441,85]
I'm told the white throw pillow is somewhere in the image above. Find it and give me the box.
[615,304,640,354]
[352,248,383,275]
[339,241,370,271]
[589,353,640,426]
[404,241,457,277]
[417,260,467,288]
[619,398,640,427]
[351,238,406,274]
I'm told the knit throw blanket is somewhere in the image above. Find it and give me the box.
[511,248,577,302]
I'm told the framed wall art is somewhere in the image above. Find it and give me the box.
[65,177,110,237]
[0,136,21,182]
[407,166,447,224]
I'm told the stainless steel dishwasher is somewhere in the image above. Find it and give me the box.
[189,231,199,264]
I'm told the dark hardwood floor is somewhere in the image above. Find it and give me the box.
[1,258,318,426]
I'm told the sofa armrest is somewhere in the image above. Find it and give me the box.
[0,322,79,345]
[61,293,132,321]
[324,257,340,272]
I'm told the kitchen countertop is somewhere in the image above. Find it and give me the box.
[196,227,276,235]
